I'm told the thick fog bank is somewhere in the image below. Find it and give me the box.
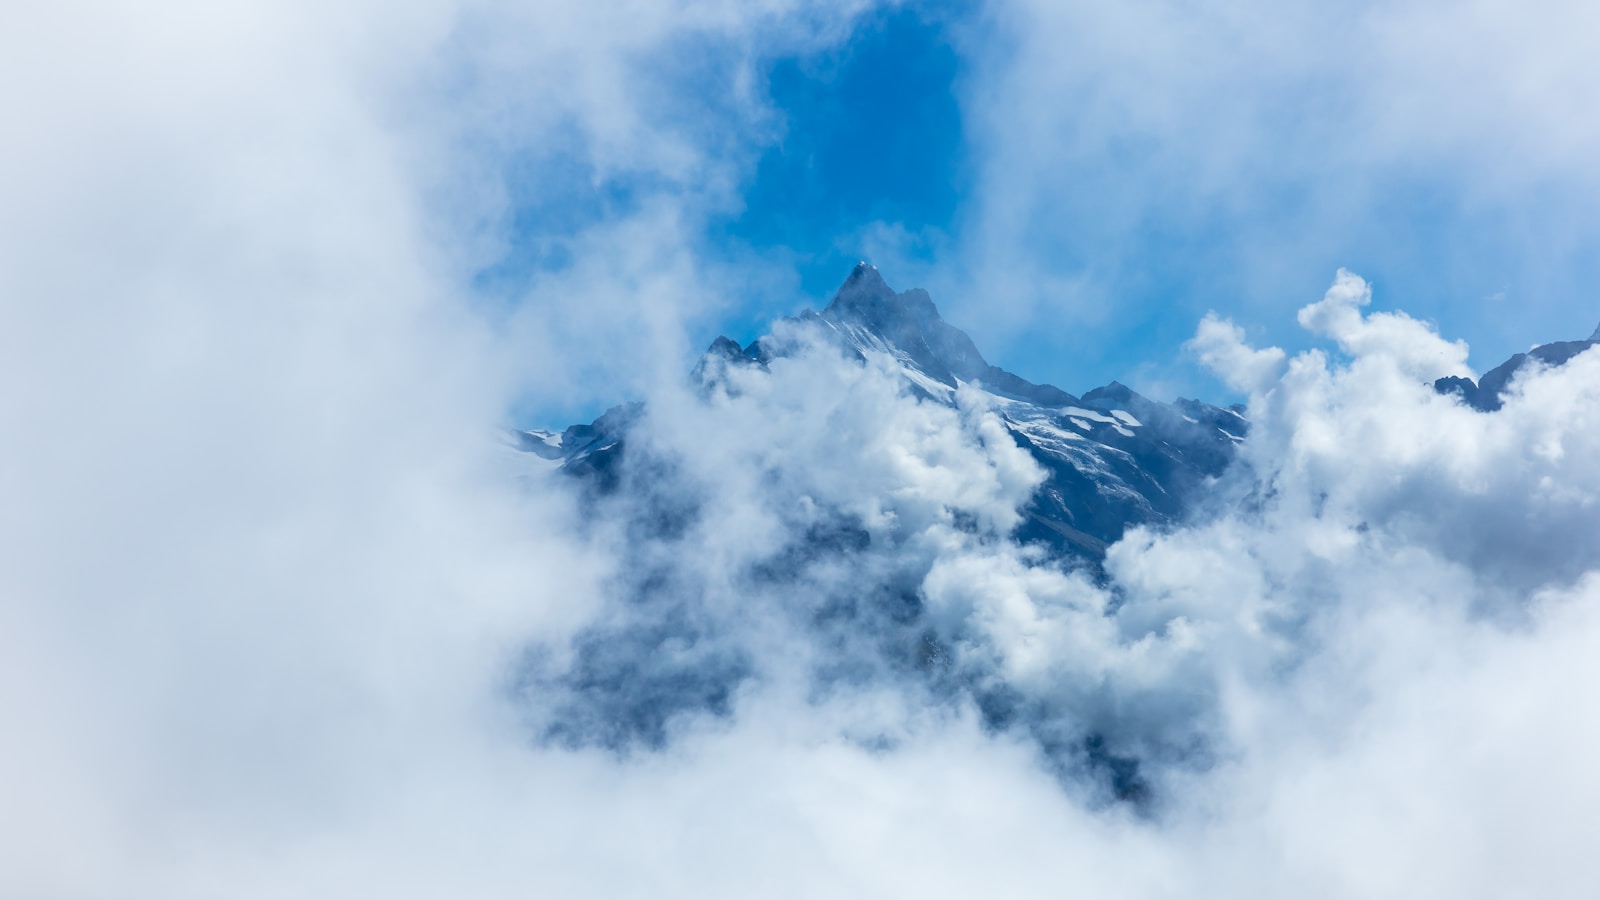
[6,0,1600,892]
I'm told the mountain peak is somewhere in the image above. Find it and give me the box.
[826,263,899,315]
[1082,381,1140,409]
[813,265,1078,408]
[1590,319,1600,342]
[821,266,974,380]
[844,260,888,287]
[825,264,942,330]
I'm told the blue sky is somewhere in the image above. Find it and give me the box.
[717,7,966,299]
[487,0,1600,418]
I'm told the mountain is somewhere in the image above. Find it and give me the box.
[522,263,1246,564]
[511,271,1600,793]
[1433,322,1600,412]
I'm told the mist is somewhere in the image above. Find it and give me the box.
[4,0,1599,897]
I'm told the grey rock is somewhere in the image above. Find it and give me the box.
[1434,329,1598,412]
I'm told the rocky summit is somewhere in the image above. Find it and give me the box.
[521,263,1249,564]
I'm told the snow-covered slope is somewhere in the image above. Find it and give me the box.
[523,263,1246,563]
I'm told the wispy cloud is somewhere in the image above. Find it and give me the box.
[930,0,1600,393]
[4,1,1600,897]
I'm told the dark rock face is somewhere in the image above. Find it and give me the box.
[688,335,758,393]
[1433,328,1599,412]
[513,401,640,495]
[1434,374,1482,408]
[814,262,1079,407]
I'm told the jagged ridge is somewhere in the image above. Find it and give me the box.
[523,264,1247,561]
[1433,322,1600,412]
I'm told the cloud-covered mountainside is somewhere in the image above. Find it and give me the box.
[513,265,1600,808]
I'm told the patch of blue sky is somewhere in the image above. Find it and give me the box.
[489,3,1600,413]
[1027,163,1600,396]
[714,6,968,303]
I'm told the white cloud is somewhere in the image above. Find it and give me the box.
[1187,313,1290,395]
[1296,269,1474,381]
[508,268,1600,894]
[933,0,1600,387]
[6,1,1600,897]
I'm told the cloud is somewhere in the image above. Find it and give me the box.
[1188,313,1289,395]
[517,268,1600,893]
[5,0,1600,897]
[927,0,1600,395]
[1296,269,1474,381]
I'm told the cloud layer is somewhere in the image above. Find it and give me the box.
[5,0,1600,897]
[514,269,1600,897]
